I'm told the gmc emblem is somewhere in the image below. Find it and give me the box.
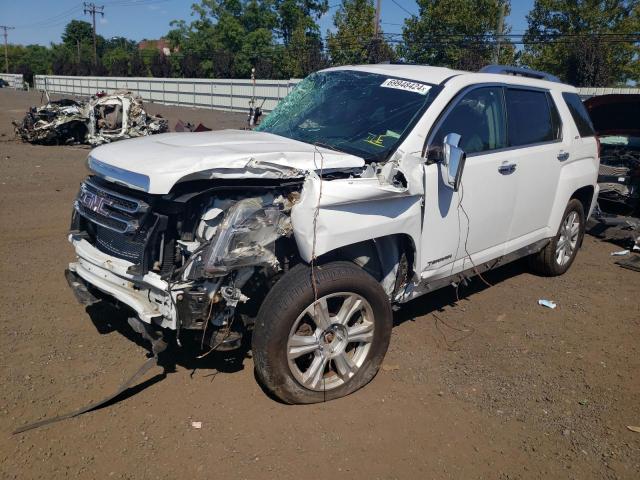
[79,189,111,217]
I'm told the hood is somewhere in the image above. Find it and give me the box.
[583,94,640,137]
[88,129,365,194]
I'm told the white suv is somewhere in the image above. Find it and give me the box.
[66,64,599,403]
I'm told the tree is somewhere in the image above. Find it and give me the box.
[61,20,94,63]
[399,0,514,70]
[276,0,329,45]
[102,47,130,76]
[282,23,328,77]
[130,50,147,76]
[327,0,395,65]
[522,0,640,86]
[148,51,172,77]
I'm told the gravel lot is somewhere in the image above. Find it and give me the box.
[1,88,639,479]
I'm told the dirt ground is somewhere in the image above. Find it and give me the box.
[1,88,639,480]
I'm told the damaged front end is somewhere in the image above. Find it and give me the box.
[67,175,301,352]
[14,91,168,146]
[584,94,640,215]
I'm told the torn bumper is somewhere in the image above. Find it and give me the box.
[68,234,177,329]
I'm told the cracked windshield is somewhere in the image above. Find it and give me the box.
[256,70,438,161]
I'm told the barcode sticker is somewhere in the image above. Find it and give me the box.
[380,78,431,95]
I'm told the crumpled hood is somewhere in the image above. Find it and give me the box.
[88,129,365,194]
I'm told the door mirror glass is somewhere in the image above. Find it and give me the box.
[442,132,466,191]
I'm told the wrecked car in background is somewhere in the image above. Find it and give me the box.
[65,65,599,404]
[13,90,168,146]
[584,94,640,215]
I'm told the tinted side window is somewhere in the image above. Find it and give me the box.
[562,92,595,137]
[506,89,556,147]
[432,86,507,156]
[547,93,563,141]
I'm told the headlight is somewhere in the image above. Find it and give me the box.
[203,197,290,275]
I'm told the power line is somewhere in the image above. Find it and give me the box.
[13,4,82,28]
[390,0,415,17]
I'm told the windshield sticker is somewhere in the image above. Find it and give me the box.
[364,133,386,147]
[380,78,431,95]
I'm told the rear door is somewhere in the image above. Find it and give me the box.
[503,88,566,250]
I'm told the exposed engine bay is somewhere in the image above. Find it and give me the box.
[584,94,640,215]
[597,140,640,214]
[13,90,168,146]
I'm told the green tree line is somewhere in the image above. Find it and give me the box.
[5,0,640,87]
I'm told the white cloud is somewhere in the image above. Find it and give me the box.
[99,17,108,25]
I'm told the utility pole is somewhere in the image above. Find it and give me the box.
[83,2,104,65]
[1,25,15,73]
[373,0,381,38]
[370,0,382,63]
[493,2,505,64]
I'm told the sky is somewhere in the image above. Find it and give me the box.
[0,0,535,47]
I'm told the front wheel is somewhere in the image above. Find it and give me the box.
[252,261,392,404]
[529,199,585,276]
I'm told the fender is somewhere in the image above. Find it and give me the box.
[548,156,598,233]
[291,175,423,266]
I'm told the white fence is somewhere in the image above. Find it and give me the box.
[34,75,301,113]
[30,74,640,113]
[577,87,640,97]
[0,73,24,89]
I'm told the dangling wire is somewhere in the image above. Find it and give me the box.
[311,143,327,401]
[310,143,325,301]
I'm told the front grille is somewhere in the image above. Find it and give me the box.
[76,202,129,232]
[74,177,148,234]
[74,177,159,265]
[95,225,148,263]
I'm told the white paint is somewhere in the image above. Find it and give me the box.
[69,63,601,330]
[89,129,365,194]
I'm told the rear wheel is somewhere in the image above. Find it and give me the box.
[529,199,585,276]
[252,261,392,404]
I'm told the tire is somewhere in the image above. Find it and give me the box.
[252,261,392,404]
[529,199,585,276]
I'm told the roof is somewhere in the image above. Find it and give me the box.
[325,64,465,85]
[323,63,574,91]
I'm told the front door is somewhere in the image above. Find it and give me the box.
[420,86,518,281]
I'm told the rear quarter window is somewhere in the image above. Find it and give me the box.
[562,92,596,137]
[505,89,558,147]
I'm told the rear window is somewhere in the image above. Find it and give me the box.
[505,89,557,147]
[562,92,595,137]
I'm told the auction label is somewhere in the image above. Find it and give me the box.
[380,78,431,95]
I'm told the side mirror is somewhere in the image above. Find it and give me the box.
[441,133,466,192]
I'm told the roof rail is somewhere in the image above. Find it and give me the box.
[479,65,561,83]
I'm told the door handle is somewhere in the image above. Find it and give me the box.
[557,151,570,162]
[498,163,516,175]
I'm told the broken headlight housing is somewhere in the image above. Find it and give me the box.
[203,197,290,276]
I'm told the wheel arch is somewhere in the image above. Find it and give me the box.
[315,233,417,299]
[570,184,596,218]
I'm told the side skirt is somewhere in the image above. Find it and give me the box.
[398,238,551,303]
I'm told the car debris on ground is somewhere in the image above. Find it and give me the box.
[538,299,557,309]
[610,249,630,256]
[12,90,168,146]
[174,119,211,132]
